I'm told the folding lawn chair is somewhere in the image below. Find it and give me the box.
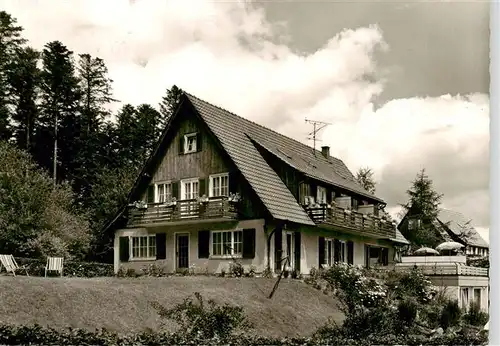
[45,257,64,277]
[0,254,29,276]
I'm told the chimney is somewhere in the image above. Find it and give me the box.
[321,146,330,158]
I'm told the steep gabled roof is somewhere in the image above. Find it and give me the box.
[437,208,489,248]
[186,93,384,204]
[186,93,313,225]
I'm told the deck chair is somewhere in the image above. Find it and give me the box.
[0,254,29,276]
[45,257,64,277]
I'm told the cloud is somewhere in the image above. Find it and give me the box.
[1,0,489,238]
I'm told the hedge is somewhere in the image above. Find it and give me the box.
[0,324,488,346]
[14,257,114,277]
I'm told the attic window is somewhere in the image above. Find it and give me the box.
[180,132,201,154]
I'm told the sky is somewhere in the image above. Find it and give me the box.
[1,0,490,243]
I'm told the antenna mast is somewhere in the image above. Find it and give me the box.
[305,118,331,153]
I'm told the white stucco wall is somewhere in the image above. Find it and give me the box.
[114,219,267,274]
[429,276,489,313]
[115,222,400,275]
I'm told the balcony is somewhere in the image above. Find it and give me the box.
[304,204,396,239]
[127,197,239,228]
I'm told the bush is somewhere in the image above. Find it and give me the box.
[440,299,462,330]
[463,302,489,327]
[151,292,252,339]
[15,257,114,277]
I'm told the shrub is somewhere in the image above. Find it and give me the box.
[15,257,114,277]
[151,292,252,339]
[397,297,418,327]
[463,301,489,327]
[141,263,167,277]
[229,261,244,277]
[440,299,462,330]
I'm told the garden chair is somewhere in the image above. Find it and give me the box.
[0,254,29,276]
[45,257,64,277]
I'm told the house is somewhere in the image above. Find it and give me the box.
[396,255,489,313]
[398,207,489,257]
[105,92,410,275]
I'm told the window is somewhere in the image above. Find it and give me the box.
[184,133,197,153]
[408,218,422,231]
[286,232,295,268]
[210,173,229,197]
[338,240,346,263]
[474,288,481,307]
[461,288,469,310]
[156,182,172,203]
[131,235,156,259]
[325,239,346,265]
[317,186,327,204]
[325,239,334,266]
[181,178,199,200]
[212,230,242,256]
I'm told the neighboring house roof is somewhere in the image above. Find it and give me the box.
[392,229,410,245]
[436,208,489,248]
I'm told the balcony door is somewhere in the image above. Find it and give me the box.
[180,179,199,218]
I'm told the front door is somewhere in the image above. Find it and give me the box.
[176,234,189,270]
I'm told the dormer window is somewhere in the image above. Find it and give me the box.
[184,133,197,153]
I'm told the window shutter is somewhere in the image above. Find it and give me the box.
[228,171,239,195]
[310,182,318,201]
[198,230,210,258]
[326,189,332,204]
[199,178,207,197]
[294,232,301,272]
[382,247,389,266]
[274,227,282,271]
[365,245,371,268]
[147,185,155,204]
[172,181,179,199]
[119,237,130,262]
[347,241,354,265]
[334,239,341,263]
[242,228,256,259]
[179,135,184,155]
[156,233,167,260]
[318,237,325,266]
[196,133,202,152]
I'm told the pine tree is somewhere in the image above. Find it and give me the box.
[36,41,81,186]
[0,11,27,141]
[73,53,116,203]
[159,84,182,127]
[356,167,376,194]
[7,46,40,153]
[401,169,444,247]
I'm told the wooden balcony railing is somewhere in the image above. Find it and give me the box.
[127,197,239,227]
[395,263,489,277]
[304,204,396,239]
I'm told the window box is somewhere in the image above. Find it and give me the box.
[228,192,241,203]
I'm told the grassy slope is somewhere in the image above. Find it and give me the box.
[0,276,343,338]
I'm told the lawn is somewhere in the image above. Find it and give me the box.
[0,276,343,338]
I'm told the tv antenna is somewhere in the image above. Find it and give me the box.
[305,118,331,153]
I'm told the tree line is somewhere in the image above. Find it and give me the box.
[0,11,182,262]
